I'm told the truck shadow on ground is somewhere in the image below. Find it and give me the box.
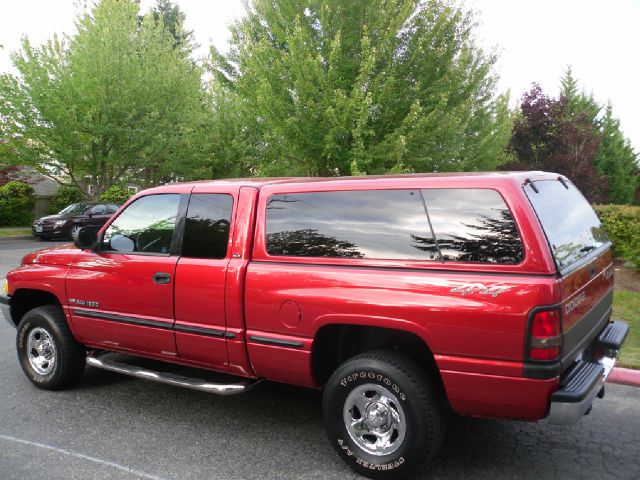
[73,368,639,480]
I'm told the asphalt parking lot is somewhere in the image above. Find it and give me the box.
[0,237,639,480]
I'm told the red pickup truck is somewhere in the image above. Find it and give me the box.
[1,172,628,479]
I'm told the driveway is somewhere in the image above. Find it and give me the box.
[0,238,638,479]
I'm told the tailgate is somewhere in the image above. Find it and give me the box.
[523,177,614,373]
[558,248,614,370]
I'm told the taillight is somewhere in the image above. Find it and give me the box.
[528,308,561,361]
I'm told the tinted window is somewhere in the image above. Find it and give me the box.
[102,194,180,254]
[422,189,523,264]
[60,203,90,216]
[266,190,437,260]
[524,180,607,271]
[182,194,233,259]
[90,205,106,215]
[106,204,119,214]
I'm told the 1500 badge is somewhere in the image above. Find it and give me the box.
[69,298,99,308]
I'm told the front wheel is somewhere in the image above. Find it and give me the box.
[323,351,445,479]
[16,305,86,390]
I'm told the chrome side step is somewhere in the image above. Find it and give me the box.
[87,355,262,395]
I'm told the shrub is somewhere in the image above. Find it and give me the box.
[50,185,85,213]
[594,204,640,270]
[100,185,131,205]
[0,181,35,226]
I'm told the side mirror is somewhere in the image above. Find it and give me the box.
[74,226,99,250]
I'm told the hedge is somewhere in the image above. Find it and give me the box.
[50,185,85,213]
[0,181,35,227]
[594,204,640,270]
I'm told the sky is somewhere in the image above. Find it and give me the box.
[1,0,639,152]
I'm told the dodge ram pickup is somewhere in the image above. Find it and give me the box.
[1,171,628,479]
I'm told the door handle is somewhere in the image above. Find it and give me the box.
[153,272,171,285]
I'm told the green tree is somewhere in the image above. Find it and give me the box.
[508,68,639,204]
[151,0,197,55]
[0,0,207,198]
[100,185,131,205]
[49,185,85,213]
[560,67,600,123]
[209,0,512,176]
[594,104,638,204]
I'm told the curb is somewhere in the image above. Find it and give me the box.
[607,367,640,387]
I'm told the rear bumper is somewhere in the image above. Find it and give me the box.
[547,320,628,424]
[0,294,12,327]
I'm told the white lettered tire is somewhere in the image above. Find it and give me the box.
[16,305,86,390]
[322,351,445,479]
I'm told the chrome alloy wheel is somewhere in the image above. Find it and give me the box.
[343,383,407,456]
[27,327,57,375]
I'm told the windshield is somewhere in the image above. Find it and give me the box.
[59,203,91,216]
[524,179,608,272]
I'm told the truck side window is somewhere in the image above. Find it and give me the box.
[266,190,438,260]
[182,194,233,259]
[421,188,523,264]
[102,194,180,254]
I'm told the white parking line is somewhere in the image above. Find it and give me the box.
[0,434,169,480]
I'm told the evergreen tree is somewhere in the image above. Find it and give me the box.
[151,0,197,55]
[595,104,639,204]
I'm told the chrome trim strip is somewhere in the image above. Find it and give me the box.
[248,335,304,349]
[86,355,261,395]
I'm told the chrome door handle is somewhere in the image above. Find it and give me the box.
[153,272,171,284]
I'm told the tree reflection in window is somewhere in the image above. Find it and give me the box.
[421,189,523,264]
[265,188,523,264]
[412,210,523,264]
[267,228,364,258]
[265,190,436,260]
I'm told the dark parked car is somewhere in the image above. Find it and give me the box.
[32,202,119,240]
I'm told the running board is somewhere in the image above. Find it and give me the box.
[86,355,262,395]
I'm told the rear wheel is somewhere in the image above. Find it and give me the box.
[323,351,445,479]
[16,305,86,390]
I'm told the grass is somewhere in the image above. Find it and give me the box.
[614,290,640,369]
[0,227,31,238]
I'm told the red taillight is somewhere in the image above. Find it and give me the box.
[528,308,561,361]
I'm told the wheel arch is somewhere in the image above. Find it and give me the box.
[311,323,446,399]
[9,288,64,327]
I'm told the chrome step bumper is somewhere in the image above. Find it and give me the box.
[547,320,628,425]
[87,354,262,395]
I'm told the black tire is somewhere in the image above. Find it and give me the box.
[323,351,445,480]
[16,305,86,390]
